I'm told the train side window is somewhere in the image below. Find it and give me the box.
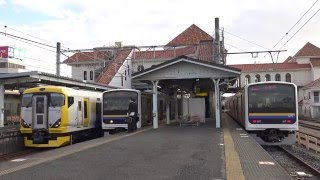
[68,97,74,108]
[78,101,82,111]
[84,101,88,118]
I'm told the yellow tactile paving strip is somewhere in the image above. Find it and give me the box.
[223,117,245,180]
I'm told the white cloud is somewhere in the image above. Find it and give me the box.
[0,0,6,6]
[2,0,320,74]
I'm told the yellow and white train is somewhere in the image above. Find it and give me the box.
[20,86,103,147]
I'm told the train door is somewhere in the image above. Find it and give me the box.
[77,101,83,127]
[83,98,89,127]
[32,95,48,129]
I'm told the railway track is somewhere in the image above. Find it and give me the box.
[300,120,320,131]
[0,149,44,162]
[264,145,320,179]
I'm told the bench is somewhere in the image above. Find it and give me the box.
[179,114,200,126]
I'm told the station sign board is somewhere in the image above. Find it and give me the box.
[0,46,25,60]
[0,46,9,58]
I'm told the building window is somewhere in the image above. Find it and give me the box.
[121,74,123,86]
[245,75,251,85]
[309,92,311,99]
[90,71,93,80]
[314,92,319,103]
[285,73,291,82]
[138,65,144,72]
[265,74,271,81]
[125,70,127,80]
[255,74,261,82]
[83,71,87,80]
[275,74,281,81]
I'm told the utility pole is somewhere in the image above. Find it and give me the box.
[214,17,220,64]
[220,28,226,65]
[56,42,61,76]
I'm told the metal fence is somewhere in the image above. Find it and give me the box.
[0,126,25,156]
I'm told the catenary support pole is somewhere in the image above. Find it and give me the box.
[0,83,4,127]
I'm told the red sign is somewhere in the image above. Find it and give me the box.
[0,46,9,58]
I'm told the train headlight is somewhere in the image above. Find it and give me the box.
[51,119,61,128]
[21,119,30,128]
[110,120,113,124]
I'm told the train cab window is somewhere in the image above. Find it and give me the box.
[68,97,74,108]
[21,94,32,107]
[36,97,45,113]
[49,93,65,107]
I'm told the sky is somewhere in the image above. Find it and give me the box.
[1,0,320,77]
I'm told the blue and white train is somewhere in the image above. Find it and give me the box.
[225,81,298,145]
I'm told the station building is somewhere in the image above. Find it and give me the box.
[63,24,320,127]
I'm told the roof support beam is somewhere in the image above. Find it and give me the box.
[152,80,159,129]
[212,78,221,128]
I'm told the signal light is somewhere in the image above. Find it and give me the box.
[287,120,291,124]
[252,119,257,123]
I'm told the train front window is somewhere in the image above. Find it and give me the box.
[248,84,295,113]
[103,91,138,114]
[49,93,65,107]
[21,94,33,107]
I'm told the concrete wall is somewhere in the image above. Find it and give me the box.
[109,59,132,88]
[132,59,169,73]
[240,70,311,87]
[71,63,104,83]
[311,67,320,81]
[295,57,310,64]
[301,89,320,118]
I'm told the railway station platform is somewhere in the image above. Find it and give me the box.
[0,114,292,180]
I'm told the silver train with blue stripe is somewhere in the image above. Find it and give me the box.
[225,81,298,145]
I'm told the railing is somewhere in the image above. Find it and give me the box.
[0,127,25,156]
[295,131,319,153]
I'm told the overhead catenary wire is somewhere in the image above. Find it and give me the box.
[224,42,246,52]
[223,30,270,50]
[1,25,56,46]
[0,31,56,49]
[279,6,320,50]
[270,0,319,50]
